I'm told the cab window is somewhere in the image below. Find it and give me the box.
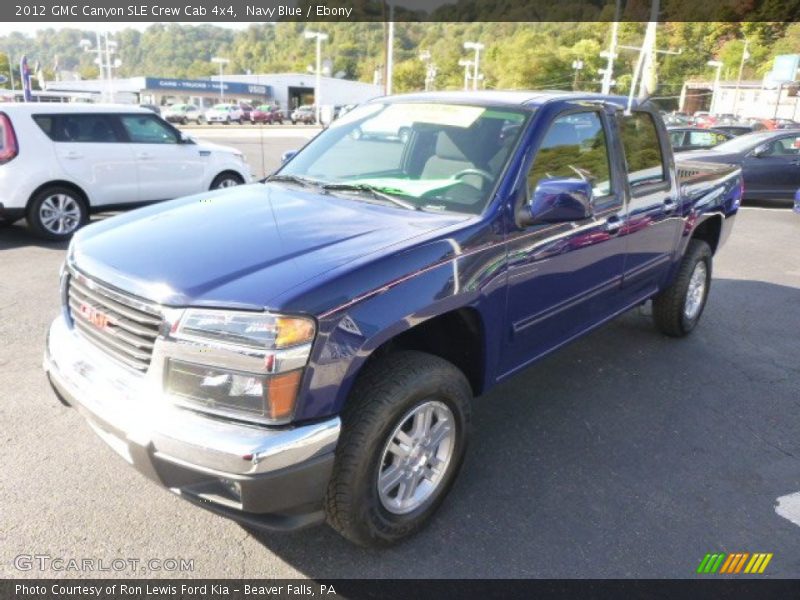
[527,110,613,201]
[619,111,667,189]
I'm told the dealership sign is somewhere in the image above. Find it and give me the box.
[143,77,270,97]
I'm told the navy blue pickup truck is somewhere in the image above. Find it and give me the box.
[44,91,742,547]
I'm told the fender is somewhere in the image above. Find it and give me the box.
[294,233,510,421]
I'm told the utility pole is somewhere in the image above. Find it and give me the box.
[211,57,229,102]
[572,59,584,90]
[732,38,750,117]
[463,42,484,91]
[458,59,473,91]
[600,0,621,95]
[707,60,723,114]
[304,31,328,123]
[386,15,395,95]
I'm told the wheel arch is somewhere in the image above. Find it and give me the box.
[26,180,91,213]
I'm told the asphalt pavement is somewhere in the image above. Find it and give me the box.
[0,133,798,579]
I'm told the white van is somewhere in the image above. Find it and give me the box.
[0,104,251,240]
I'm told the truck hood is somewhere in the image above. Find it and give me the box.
[71,183,468,310]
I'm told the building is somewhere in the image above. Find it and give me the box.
[43,73,382,114]
[680,79,800,120]
[45,76,272,107]
[211,73,382,112]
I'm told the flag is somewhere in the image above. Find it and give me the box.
[20,55,32,101]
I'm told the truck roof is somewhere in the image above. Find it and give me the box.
[378,90,637,111]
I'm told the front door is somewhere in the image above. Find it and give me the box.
[500,106,627,378]
[743,133,800,198]
[118,113,206,202]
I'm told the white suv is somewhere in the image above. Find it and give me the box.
[0,104,251,240]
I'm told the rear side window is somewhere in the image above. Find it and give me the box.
[35,114,121,143]
[120,114,178,144]
[33,115,55,138]
[619,112,666,189]
[688,130,727,146]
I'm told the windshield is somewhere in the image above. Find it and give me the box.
[170,104,186,111]
[709,131,777,153]
[257,105,272,111]
[212,104,230,111]
[278,102,529,214]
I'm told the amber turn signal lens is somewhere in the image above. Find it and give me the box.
[266,370,302,420]
[275,316,315,348]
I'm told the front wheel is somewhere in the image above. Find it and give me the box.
[210,172,244,190]
[27,186,88,241]
[325,351,471,547]
[652,239,712,337]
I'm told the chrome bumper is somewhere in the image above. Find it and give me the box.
[44,315,340,526]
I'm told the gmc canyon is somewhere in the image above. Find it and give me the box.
[44,91,742,547]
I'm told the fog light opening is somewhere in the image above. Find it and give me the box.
[220,478,242,502]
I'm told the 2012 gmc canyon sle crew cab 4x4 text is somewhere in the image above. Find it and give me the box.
[44,91,741,547]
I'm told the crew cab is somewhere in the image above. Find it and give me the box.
[44,92,741,548]
[0,104,250,240]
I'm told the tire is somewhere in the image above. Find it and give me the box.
[652,239,713,337]
[210,172,244,190]
[181,117,188,125]
[26,185,88,241]
[325,351,472,547]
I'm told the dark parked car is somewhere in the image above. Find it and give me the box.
[251,104,284,124]
[712,125,755,137]
[668,127,732,152]
[44,91,741,547]
[684,129,800,203]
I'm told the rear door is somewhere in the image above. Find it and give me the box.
[743,133,800,198]
[118,113,206,202]
[500,105,627,376]
[617,110,682,299]
[43,113,138,206]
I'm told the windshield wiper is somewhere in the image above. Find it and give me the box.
[263,174,319,188]
[321,183,419,211]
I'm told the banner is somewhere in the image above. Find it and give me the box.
[19,55,32,101]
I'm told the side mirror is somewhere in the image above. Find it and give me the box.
[752,144,769,157]
[520,178,594,226]
[179,132,195,144]
[281,150,298,163]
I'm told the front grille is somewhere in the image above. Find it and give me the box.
[66,272,162,372]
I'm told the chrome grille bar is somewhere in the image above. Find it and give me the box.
[66,269,163,372]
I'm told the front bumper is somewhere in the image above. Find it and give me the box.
[43,315,340,530]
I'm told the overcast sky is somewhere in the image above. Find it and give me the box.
[12,22,256,36]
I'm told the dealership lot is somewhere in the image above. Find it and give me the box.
[1,133,799,578]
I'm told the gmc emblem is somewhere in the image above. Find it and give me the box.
[78,303,111,330]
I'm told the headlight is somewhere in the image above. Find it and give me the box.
[164,309,315,425]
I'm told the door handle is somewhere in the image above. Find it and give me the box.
[63,151,83,159]
[604,215,623,234]
[137,152,153,160]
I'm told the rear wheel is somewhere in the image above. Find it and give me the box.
[652,239,712,337]
[325,351,471,547]
[210,172,244,190]
[27,186,88,241]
